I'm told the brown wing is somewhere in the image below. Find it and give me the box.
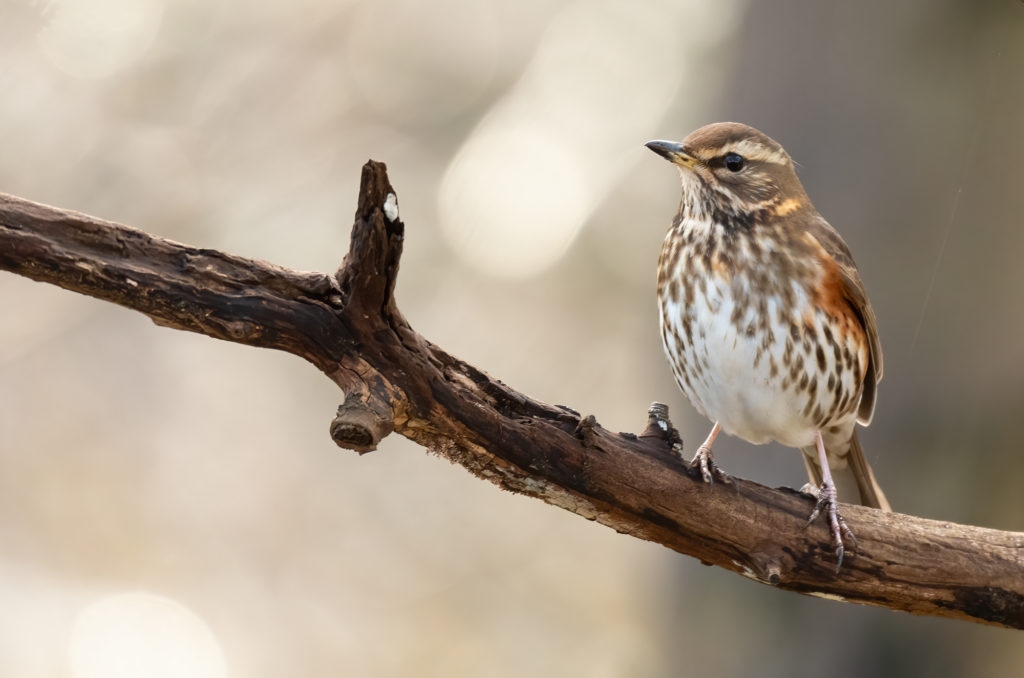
[805,217,883,426]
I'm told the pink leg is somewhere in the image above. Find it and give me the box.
[805,431,855,569]
[691,421,726,485]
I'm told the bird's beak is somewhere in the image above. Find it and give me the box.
[645,140,698,169]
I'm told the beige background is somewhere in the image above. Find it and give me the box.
[1,1,1023,676]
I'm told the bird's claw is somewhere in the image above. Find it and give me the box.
[691,445,729,486]
[805,481,856,571]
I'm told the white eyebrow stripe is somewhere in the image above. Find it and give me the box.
[700,139,790,165]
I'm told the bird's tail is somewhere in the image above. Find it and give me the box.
[801,430,891,511]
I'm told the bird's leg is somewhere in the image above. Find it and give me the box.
[805,430,856,570]
[691,422,727,485]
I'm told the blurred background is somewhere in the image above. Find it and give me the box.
[1,0,1023,675]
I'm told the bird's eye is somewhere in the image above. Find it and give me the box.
[724,152,745,172]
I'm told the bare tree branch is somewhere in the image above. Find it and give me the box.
[1,161,1021,629]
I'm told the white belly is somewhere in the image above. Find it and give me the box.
[659,268,861,448]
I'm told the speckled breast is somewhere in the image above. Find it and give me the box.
[656,220,868,448]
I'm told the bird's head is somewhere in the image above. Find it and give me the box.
[647,122,809,216]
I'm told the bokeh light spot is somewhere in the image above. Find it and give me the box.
[439,122,588,279]
[37,0,164,79]
[69,592,227,678]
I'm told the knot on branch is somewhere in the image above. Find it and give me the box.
[640,402,683,452]
[330,391,395,454]
[748,550,786,586]
[573,414,599,446]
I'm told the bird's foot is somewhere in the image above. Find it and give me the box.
[805,480,856,571]
[688,422,728,485]
[691,444,729,486]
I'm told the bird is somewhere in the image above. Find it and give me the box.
[646,122,890,567]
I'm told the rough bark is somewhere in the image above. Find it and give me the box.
[1,162,1021,629]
